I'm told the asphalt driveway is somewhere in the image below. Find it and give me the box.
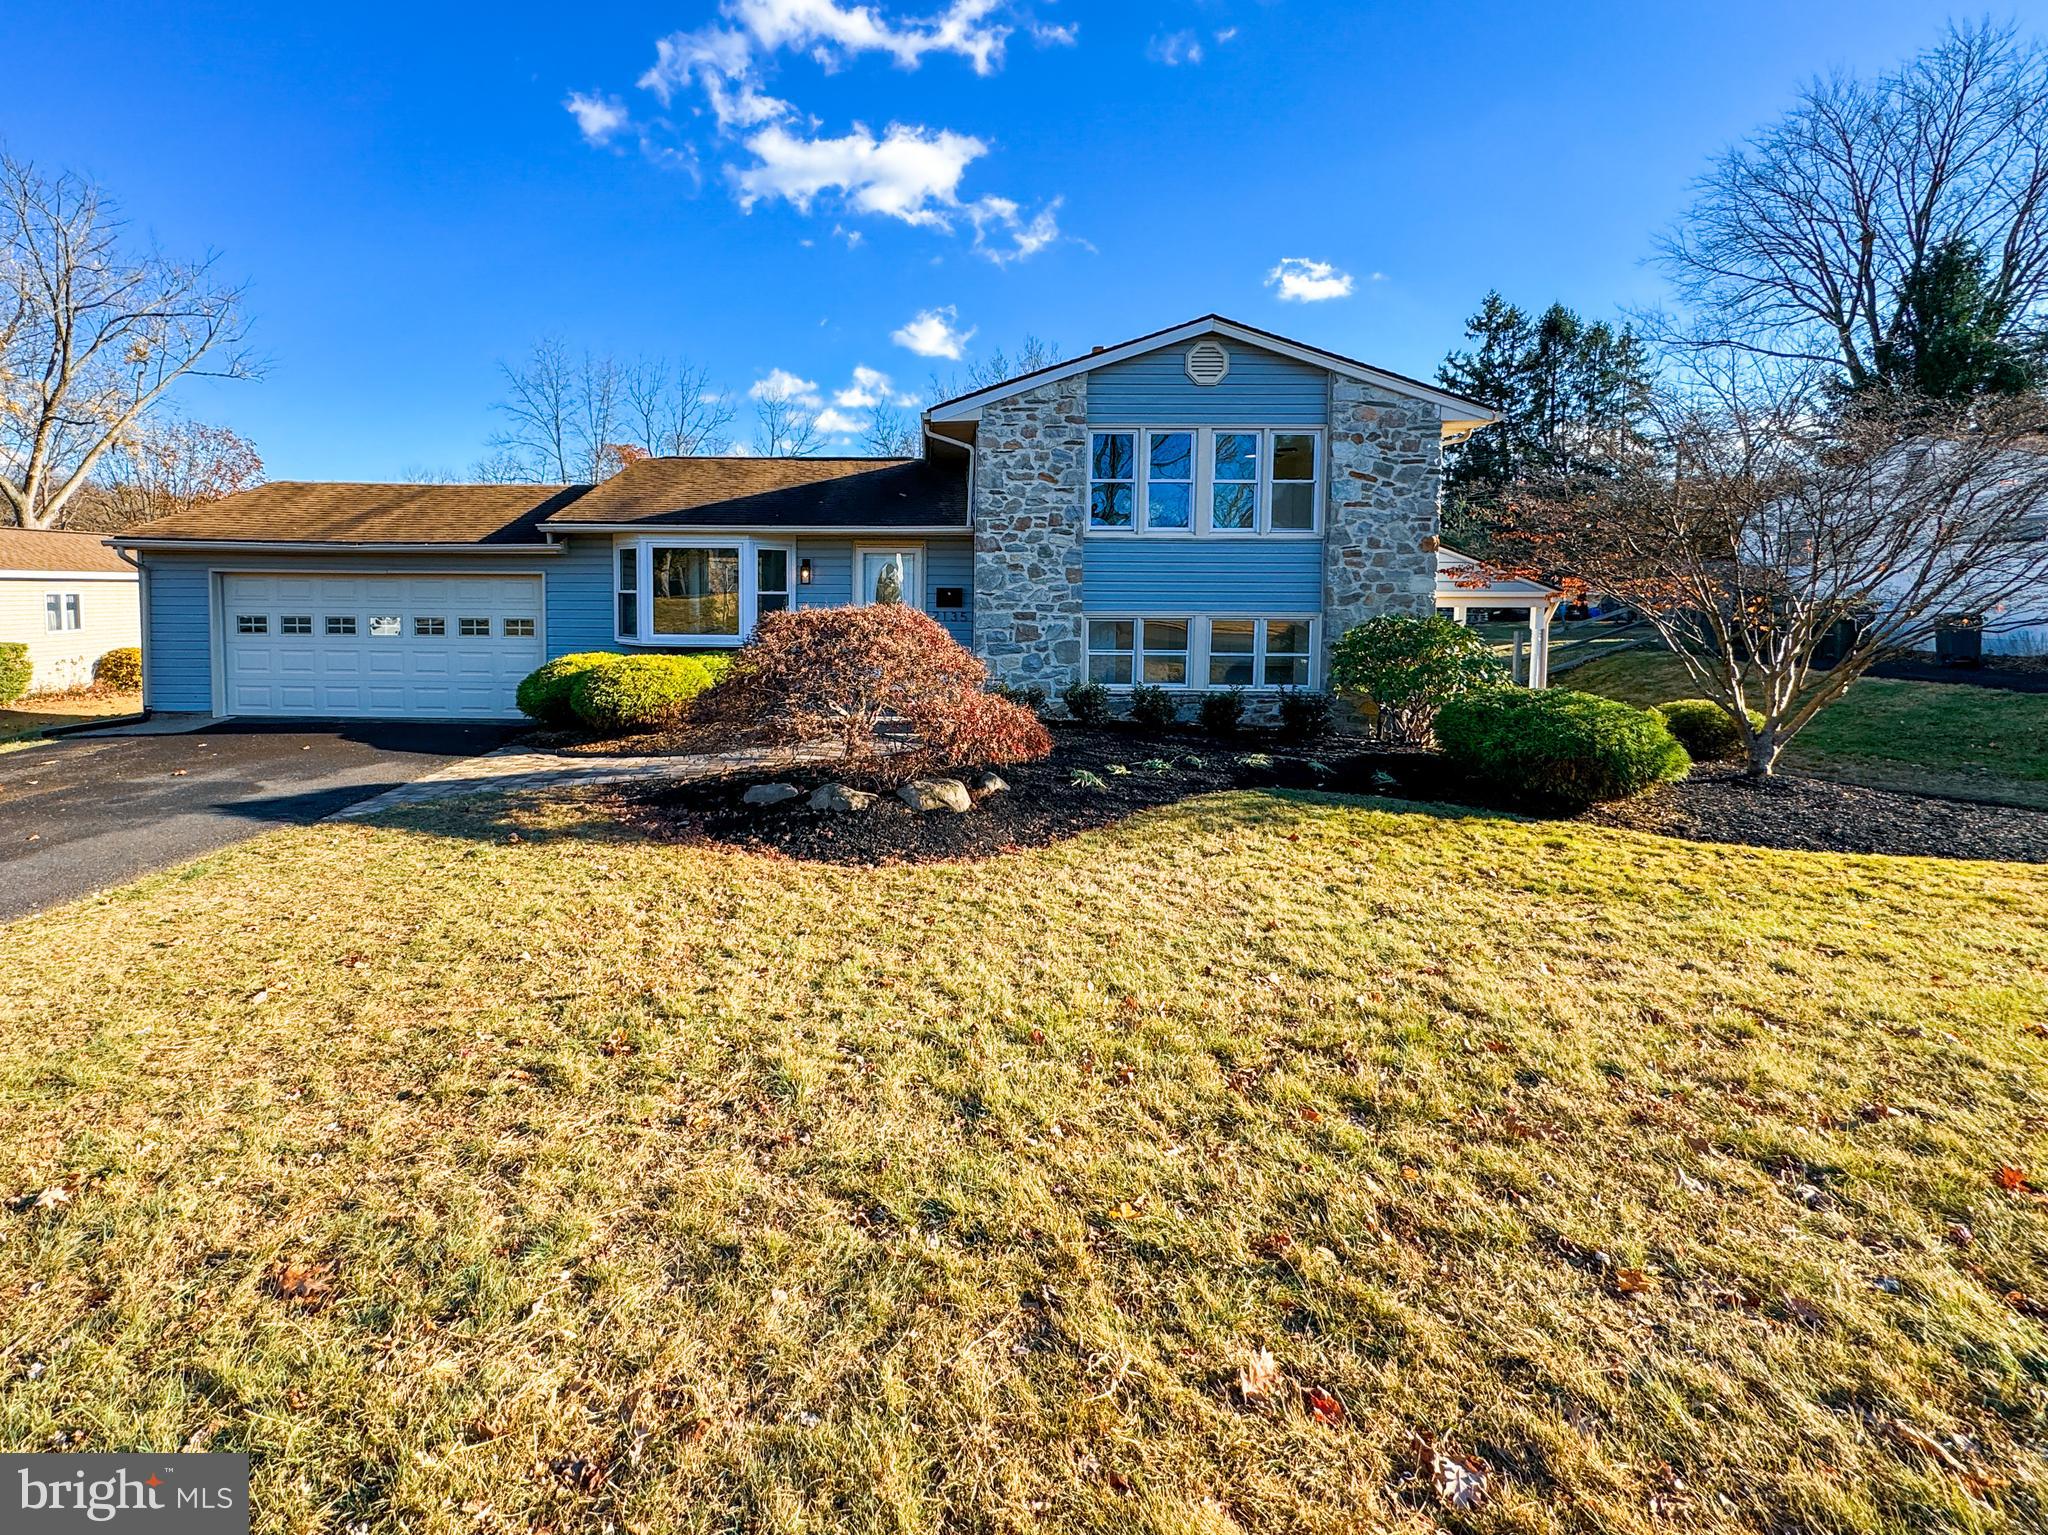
[0,720,527,921]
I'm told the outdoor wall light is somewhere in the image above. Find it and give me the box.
[798,558,813,585]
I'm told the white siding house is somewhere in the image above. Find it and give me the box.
[0,529,141,692]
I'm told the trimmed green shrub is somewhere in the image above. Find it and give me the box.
[693,652,735,687]
[1434,688,1691,809]
[1062,679,1110,725]
[0,643,32,706]
[568,654,716,735]
[93,646,143,692]
[1275,689,1334,743]
[1197,689,1245,736]
[993,681,1050,715]
[1329,614,1506,744]
[516,652,620,725]
[1655,698,1764,762]
[1127,683,1178,729]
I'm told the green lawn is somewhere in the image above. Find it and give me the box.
[1473,617,1648,680]
[1565,649,2048,809]
[2,790,2045,1533]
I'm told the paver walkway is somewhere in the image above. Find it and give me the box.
[329,742,833,818]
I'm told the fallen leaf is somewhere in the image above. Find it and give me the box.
[1996,1165,2030,1192]
[1946,1223,1975,1247]
[269,1257,335,1307]
[1302,1385,1344,1427]
[1406,1431,1489,1510]
[31,1186,69,1210]
[1611,1267,1653,1297]
[1236,1347,1280,1402]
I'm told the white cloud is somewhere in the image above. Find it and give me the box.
[892,305,975,359]
[750,368,822,405]
[1030,21,1078,46]
[1266,257,1356,303]
[835,364,919,408]
[1214,26,1239,44]
[735,121,987,226]
[967,195,1060,264]
[613,1,1063,261]
[1148,30,1203,66]
[564,91,630,144]
[813,406,867,435]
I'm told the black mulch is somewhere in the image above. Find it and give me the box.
[1868,654,2048,693]
[590,724,2048,867]
[599,725,1419,866]
[1580,766,2048,863]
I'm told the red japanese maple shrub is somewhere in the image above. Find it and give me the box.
[688,604,1052,780]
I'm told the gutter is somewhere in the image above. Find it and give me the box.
[107,539,567,554]
[535,523,971,536]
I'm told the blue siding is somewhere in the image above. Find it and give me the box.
[795,538,853,608]
[546,537,615,657]
[1087,341,1328,426]
[925,538,973,647]
[140,559,212,711]
[1083,540,1323,613]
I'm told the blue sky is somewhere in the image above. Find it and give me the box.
[10,0,2038,479]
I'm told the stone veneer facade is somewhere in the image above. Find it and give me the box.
[970,374,1089,690]
[1321,375,1441,674]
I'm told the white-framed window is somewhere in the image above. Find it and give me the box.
[1088,614,1319,690]
[1087,617,1192,686]
[1089,432,1136,530]
[1086,427,1321,537]
[504,618,536,638]
[458,617,490,637]
[45,592,82,632]
[235,612,266,635]
[280,614,313,636]
[413,616,446,637]
[369,614,401,637]
[326,615,358,637]
[614,535,806,646]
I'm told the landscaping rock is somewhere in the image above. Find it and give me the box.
[809,782,875,814]
[742,783,801,806]
[971,772,1009,795]
[898,777,973,813]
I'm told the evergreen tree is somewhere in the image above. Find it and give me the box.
[1436,292,1654,553]
[1868,238,2046,403]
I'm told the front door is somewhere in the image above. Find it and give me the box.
[857,547,922,609]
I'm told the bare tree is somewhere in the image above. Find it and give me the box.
[751,381,823,457]
[492,339,734,478]
[1658,20,2048,386]
[623,357,734,456]
[78,417,263,530]
[0,153,258,528]
[861,403,920,457]
[1507,373,2048,775]
[927,333,1063,403]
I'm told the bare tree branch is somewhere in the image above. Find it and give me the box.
[0,152,259,528]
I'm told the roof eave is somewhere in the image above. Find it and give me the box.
[111,538,565,554]
[923,314,1499,432]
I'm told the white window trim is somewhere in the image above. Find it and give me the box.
[1085,613,1322,692]
[852,543,927,609]
[614,534,796,647]
[1087,427,1323,540]
[45,591,82,632]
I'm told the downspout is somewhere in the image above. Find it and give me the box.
[113,545,153,718]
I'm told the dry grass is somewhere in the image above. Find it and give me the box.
[0,688,142,751]
[1,790,2046,1534]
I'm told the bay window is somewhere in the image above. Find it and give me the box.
[1087,427,1321,536]
[614,536,798,645]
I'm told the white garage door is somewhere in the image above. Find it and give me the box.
[221,573,543,719]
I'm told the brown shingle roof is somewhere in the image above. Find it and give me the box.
[110,482,588,546]
[0,527,136,575]
[543,455,968,529]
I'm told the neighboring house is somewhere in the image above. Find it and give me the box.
[0,528,141,693]
[109,316,1497,721]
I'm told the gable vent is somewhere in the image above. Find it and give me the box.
[1184,340,1231,386]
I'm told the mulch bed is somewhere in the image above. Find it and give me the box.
[1579,766,2048,863]
[599,725,1416,866]
[586,724,2048,867]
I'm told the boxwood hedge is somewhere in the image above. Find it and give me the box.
[1434,688,1691,809]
